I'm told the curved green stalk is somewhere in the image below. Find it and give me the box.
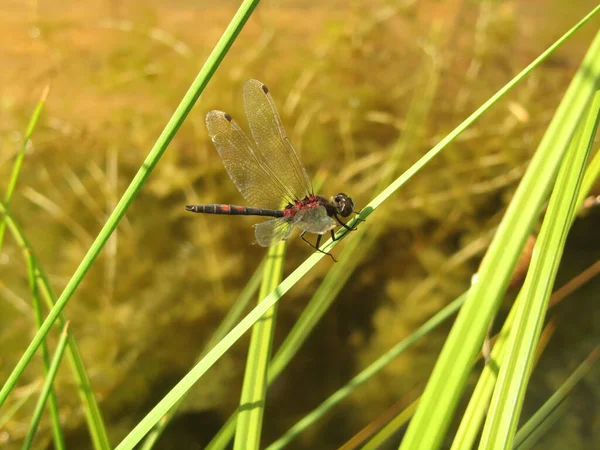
[0,86,50,250]
[25,251,65,450]
[21,324,69,450]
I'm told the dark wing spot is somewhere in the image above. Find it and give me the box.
[224,113,233,121]
[261,83,269,94]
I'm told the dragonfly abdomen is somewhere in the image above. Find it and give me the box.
[185,204,284,217]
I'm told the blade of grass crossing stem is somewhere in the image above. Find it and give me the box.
[399,21,600,450]
[115,10,600,449]
[0,86,50,251]
[266,293,467,450]
[513,347,599,450]
[234,243,286,450]
[25,251,65,450]
[139,261,264,450]
[515,402,569,450]
[0,202,110,449]
[21,323,69,450]
[0,0,260,410]
[479,91,600,450]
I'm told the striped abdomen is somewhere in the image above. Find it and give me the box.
[185,204,285,217]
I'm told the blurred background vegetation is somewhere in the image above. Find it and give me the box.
[0,0,598,448]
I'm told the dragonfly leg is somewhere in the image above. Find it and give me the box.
[300,231,337,262]
[315,233,322,248]
[334,214,358,232]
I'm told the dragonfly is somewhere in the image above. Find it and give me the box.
[186,79,359,261]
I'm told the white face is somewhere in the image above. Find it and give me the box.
[333,193,354,217]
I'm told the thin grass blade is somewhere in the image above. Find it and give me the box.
[513,347,599,450]
[25,250,65,450]
[0,86,50,250]
[21,323,69,450]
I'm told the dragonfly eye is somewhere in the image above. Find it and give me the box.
[334,193,354,217]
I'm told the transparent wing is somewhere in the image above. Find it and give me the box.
[254,217,294,247]
[243,79,313,201]
[293,206,336,235]
[206,110,298,209]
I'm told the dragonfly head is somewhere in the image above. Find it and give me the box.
[333,193,355,218]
